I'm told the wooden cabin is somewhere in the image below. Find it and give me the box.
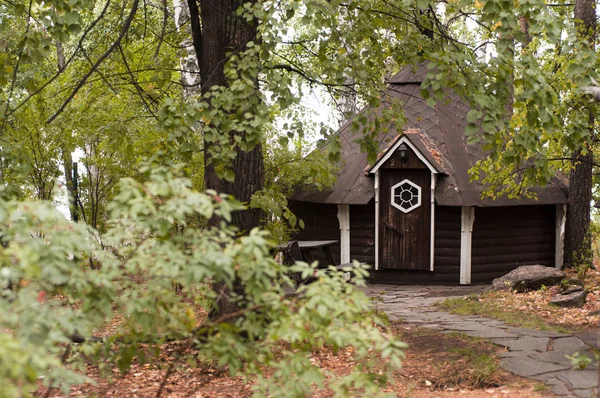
[290,64,568,284]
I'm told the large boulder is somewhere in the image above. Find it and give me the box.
[491,265,565,292]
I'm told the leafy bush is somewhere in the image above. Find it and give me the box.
[0,168,404,397]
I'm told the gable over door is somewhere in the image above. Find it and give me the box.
[379,169,431,270]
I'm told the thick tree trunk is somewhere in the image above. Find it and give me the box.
[193,0,264,233]
[564,0,595,268]
[564,147,593,267]
[188,0,264,318]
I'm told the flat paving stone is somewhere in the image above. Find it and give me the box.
[544,377,575,396]
[575,333,600,349]
[501,356,570,377]
[553,337,591,353]
[460,328,520,339]
[556,370,598,390]
[497,350,539,358]
[492,336,550,352]
[509,327,567,338]
[573,388,595,398]
[529,350,575,367]
[442,322,495,331]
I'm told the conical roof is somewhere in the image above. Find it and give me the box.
[292,63,568,206]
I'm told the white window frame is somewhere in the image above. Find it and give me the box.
[390,179,422,213]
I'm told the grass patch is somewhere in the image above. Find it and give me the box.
[394,326,506,390]
[533,383,551,393]
[437,294,580,334]
[446,346,500,388]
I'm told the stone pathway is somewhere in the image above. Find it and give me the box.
[363,284,599,398]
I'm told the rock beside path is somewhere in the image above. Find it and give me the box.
[550,290,587,308]
[491,265,565,292]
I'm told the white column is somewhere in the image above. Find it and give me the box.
[337,204,351,265]
[374,172,380,270]
[430,173,436,271]
[555,204,567,269]
[460,207,475,285]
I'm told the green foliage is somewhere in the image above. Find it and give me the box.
[0,169,404,397]
[566,352,593,370]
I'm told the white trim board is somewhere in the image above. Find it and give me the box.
[460,207,475,285]
[374,172,380,270]
[337,204,351,264]
[555,204,567,269]
[369,136,439,175]
[430,173,436,271]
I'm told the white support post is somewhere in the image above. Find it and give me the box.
[430,173,436,271]
[555,204,567,269]
[460,207,475,285]
[374,172,380,270]
[337,204,351,265]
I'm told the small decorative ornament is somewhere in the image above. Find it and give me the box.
[391,179,421,213]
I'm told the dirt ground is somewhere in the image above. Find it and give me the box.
[37,322,552,398]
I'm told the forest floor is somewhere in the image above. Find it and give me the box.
[438,267,600,333]
[36,268,600,397]
[37,323,551,398]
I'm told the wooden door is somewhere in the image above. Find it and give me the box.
[379,170,431,270]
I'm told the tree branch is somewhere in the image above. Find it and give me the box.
[0,0,33,138]
[47,0,140,123]
[9,0,112,116]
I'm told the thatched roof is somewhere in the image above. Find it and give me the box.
[293,63,568,206]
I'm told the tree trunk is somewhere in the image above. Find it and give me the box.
[564,0,595,268]
[61,151,77,221]
[173,0,200,98]
[192,0,264,233]
[188,0,264,318]
[56,38,78,221]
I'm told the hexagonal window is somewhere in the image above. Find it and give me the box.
[391,179,421,213]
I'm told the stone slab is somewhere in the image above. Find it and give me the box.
[460,328,520,339]
[439,322,494,331]
[544,377,575,396]
[530,350,575,367]
[508,327,568,338]
[575,333,600,349]
[501,356,570,377]
[492,337,550,352]
[533,349,597,369]
[557,370,599,390]
[573,388,595,398]
[533,369,598,390]
[497,350,539,358]
[552,337,591,353]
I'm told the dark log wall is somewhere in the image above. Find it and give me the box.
[289,201,340,265]
[290,199,556,284]
[432,206,461,282]
[349,203,461,284]
[471,205,555,283]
